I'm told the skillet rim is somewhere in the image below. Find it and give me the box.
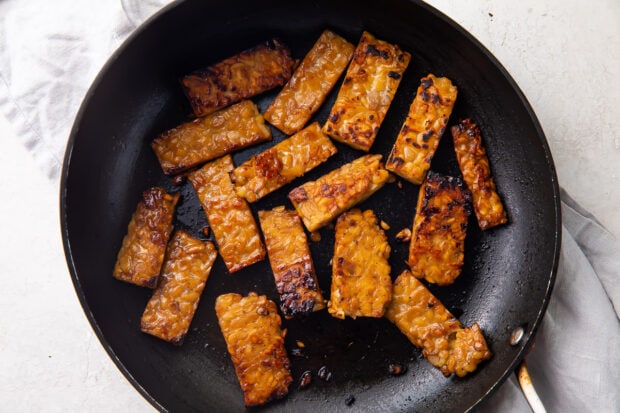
[59,0,562,411]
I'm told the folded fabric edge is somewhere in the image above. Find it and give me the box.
[0,74,62,181]
[560,187,620,319]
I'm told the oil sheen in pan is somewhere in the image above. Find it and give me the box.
[60,0,561,411]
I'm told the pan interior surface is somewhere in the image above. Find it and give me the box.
[61,0,560,412]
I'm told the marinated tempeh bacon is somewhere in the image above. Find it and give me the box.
[231,122,337,203]
[451,118,507,230]
[215,293,292,406]
[385,270,492,377]
[258,206,325,318]
[188,155,265,273]
[408,172,471,286]
[151,100,271,175]
[182,39,295,117]
[288,154,391,232]
[264,30,355,135]
[323,31,411,151]
[140,230,217,345]
[113,187,179,288]
[328,209,392,319]
[386,74,458,184]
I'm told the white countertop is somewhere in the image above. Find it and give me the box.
[1,1,618,411]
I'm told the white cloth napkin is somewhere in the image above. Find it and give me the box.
[0,0,166,180]
[1,1,618,411]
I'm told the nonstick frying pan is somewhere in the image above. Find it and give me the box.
[60,0,561,411]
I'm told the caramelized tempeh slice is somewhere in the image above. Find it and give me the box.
[451,118,507,230]
[288,154,391,232]
[264,30,355,135]
[328,209,392,319]
[189,155,265,272]
[258,206,325,318]
[113,187,179,288]
[151,100,271,175]
[215,293,292,407]
[232,122,337,202]
[386,270,492,377]
[386,74,458,184]
[181,39,295,117]
[140,231,217,345]
[408,173,471,286]
[322,31,411,151]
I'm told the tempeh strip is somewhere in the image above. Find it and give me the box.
[451,118,507,230]
[151,100,271,175]
[322,31,411,151]
[189,155,265,273]
[113,187,179,288]
[232,122,337,203]
[386,74,458,184]
[264,30,355,135]
[408,172,471,286]
[140,230,217,345]
[328,209,392,319]
[215,293,292,407]
[385,270,492,377]
[182,39,295,117]
[258,206,325,318]
[288,154,391,232]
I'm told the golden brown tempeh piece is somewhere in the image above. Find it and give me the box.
[408,172,471,286]
[288,154,391,232]
[182,39,295,117]
[386,74,458,184]
[258,206,325,318]
[151,100,271,175]
[328,209,392,319]
[451,118,507,230]
[140,230,217,345]
[188,155,265,273]
[385,270,492,377]
[264,30,355,135]
[113,187,179,288]
[323,31,411,151]
[215,293,292,407]
[231,122,337,203]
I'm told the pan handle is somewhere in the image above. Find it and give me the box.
[516,360,547,413]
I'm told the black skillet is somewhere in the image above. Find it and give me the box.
[60,0,561,411]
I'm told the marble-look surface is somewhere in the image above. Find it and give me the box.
[1,1,618,411]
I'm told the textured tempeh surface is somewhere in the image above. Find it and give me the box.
[451,118,507,230]
[215,293,292,406]
[386,270,492,377]
[151,100,271,175]
[113,187,179,288]
[264,30,355,135]
[386,74,457,184]
[322,31,410,151]
[141,230,217,345]
[232,122,337,203]
[328,209,392,319]
[408,172,471,286]
[189,155,265,273]
[288,154,391,232]
[259,206,325,318]
[182,39,294,117]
